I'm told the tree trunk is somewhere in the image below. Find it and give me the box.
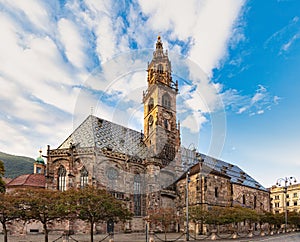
[90,221,94,242]
[43,223,48,242]
[3,222,8,242]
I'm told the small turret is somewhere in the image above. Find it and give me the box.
[34,149,46,174]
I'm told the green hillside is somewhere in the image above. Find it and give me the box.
[0,151,35,178]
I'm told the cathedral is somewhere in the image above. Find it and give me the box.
[45,37,269,233]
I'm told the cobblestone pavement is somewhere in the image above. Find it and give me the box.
[1,232,299,242]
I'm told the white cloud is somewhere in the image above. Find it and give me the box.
[274,96,281,104]
[280,33,300,53]
[222,84,280,116]
[257,110,264,115]
[265,15,300,55]
[3,0,51,32]
[58,18,87,69]
[0,0,250,158]
[251,92,265,104]
[237,107,247,114]
[181,112,208,134]
[138,0,246,75]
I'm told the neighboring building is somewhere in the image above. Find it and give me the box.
[5,151,46,193]
[270,183,300,214]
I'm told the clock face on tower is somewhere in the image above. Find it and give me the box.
[148,115,154,126]
[162,111,171,120]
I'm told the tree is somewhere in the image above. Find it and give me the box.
[204,206,260,233]
[224,206,259,231]
[148,207,178,241]
[67,187,132,242]
[0,160,5,193]
[205,206,226,229]
[288,211,300,228]
[0,192,23,242]
[17,189,69,242]
[238,207,259,230]
[189,205,209,235]
[259,212,284,231]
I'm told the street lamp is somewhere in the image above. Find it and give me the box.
[276,177,297,233]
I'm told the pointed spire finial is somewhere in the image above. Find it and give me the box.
[156,35,163,51]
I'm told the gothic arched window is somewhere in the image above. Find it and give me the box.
[80,166,89,188]
[157,64,163,74]
[134,174,141,216]
[164,119,169,130]
[242,194,246,205]
[58,165,66,191]
[148,98,154,113]
[162,93,171,109]
[215,187,219,198]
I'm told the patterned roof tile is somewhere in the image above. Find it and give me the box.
[57,115,267,192]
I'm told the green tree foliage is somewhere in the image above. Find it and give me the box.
[0,160,5,193]
[205,206,226,227]
[189,205,209,235]
[17,189,69,242]
[205,206,259,231]
[148,207,178,241]
[66,187,133,242]
[287,211,300,228]
[259,212,284,230]
[0,192,23,242]
[189,206,209,224]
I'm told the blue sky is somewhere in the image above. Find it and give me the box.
[0,0,299,188]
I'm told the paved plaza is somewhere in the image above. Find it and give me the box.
[1,232,300,242]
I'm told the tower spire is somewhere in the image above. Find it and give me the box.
[153,35,164,59]
[147,36,173,87]
[143,37,181,165]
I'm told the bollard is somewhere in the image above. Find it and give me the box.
[231,232,238,239]
[209,232,217,240]
[149,237,155,242]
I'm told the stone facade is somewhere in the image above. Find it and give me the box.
[175,160,269,234]
[232,183,270,212]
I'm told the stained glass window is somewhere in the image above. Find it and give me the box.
[58,165,66,191]
[134,174,141,216]
[80,167,89,188]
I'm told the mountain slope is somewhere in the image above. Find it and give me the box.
[0,151,35,178]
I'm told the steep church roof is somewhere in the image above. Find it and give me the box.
[58,115,148,159]
[197,154,267,192]
[57,114,267,192]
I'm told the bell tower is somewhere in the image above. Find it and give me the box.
[143,36,180,166]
